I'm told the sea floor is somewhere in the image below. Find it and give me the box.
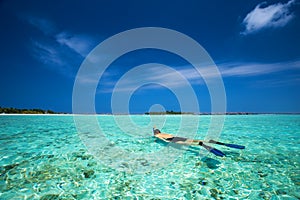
[0,115,299,199]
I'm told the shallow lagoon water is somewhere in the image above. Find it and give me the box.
[0,115,299,199]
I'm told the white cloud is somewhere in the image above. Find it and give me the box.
[219,60,300,77]
[102,64,193,93]
[31,41,63,66]
[242,0,297,34]
[24,16,97,77]
[26,16,57,35]
[31,40,81,77]
[55,32,95,57]
[96,60,300,93]
[95,65,198,93]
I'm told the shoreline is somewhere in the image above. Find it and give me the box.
[0,113,74,116]
[1,113,299,116]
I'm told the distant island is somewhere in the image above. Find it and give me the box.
[145,110,194,115]
[1,107,298,115]
[144,111,289,115]
[0,107,63,114]
[144,111,252,115]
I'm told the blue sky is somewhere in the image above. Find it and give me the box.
[0,0,299,113]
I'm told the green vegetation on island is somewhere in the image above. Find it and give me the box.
[144,111,272,115]
[0,106,60,114]
[145,110,194,115]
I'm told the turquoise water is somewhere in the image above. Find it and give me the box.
[0,115,299,199]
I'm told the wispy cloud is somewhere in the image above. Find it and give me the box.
[25,16,57,36]
[97,59,300,93]
[24,16,96,77]
[241,0,297,35]
[250,73,300,88]
[96,63,237,93]
[219,60,300,87]
[31,40,64,66]
[31,40,81,77]
[55,32,95,57]
[121,65,194,89]
[219,60,300,77]
[98,64,196,93]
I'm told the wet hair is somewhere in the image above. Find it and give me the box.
[153,129,161,135]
